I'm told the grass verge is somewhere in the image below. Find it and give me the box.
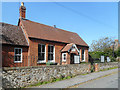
[24,75,75,88]
[99,66,118,72]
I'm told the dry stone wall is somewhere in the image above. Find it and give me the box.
[2,62,118,88]
[2,64,90,88]
[98,62,118,70]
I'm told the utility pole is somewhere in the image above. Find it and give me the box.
[112,42,115,57]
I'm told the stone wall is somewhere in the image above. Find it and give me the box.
[2,62,118,88]
[2,64,90,88]
[98,62,118,70]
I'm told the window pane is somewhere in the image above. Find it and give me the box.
[19,49,21,54]
[51,46,53,52]
[38,44,41,52]
[82,55,84,60]
[38,53,41,60]
[48,46,50,52]
[82,50,84,54]
[64,56,66,60]
[38,53,45,60]
[15,56,17,61]
[42,45,45,52]
[15,49,18,54]
[48,53,50,60]
[82,49,84,60]
[41,53,44,60]
[18,56,21,61]
[50,54,53,60]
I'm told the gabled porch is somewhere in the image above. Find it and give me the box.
[61,43,80,65]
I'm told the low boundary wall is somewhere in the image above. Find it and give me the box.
[2,64,90,88]
[2,62,118,88]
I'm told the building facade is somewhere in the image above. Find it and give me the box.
[2,3,89,67]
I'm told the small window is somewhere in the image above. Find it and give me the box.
[14,48,22,63]
[82,49,85,61]
[62,53,67,62]
[79,48,81,56]
[48,45,54,61]
[38,44,46,61]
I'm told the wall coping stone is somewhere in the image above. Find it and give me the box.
[2,64,90,70]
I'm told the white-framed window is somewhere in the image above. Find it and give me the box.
[14,48,22,63]
[79,48,81,56]
[82,49,85,61]
[48,45,55,62]
[62,53,67,62]
[38,44,46,63]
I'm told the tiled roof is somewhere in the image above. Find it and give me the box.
[61,43,74,52]
[0,22,28,46]
[61,43,79,55]
[20,18,88,47]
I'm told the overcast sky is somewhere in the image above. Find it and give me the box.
[2,2,118,46]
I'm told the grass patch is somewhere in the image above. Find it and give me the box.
[81,73,89,75]
[25,74,77,88]
[80,62,90,64]
[99,66,118,72]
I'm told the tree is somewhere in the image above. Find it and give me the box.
[89,37,114,52]
[115,47,120,57]
[89,37,116,62]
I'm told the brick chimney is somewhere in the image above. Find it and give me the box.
[19,2,26,18]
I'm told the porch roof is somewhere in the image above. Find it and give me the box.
[61,43,74,52]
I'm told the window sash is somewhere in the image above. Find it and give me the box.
[48,45,54,61]
[62,53,66,61]
[82,49,85,61]
[38,44,45,61]
[14,48,22,62]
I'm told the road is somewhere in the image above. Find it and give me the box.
[73,72,118,88]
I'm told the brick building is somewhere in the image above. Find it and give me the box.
[2,2,89,67]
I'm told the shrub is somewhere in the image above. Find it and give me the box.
[110,56,116,62]
[46,62,57,65]
[91,65,95,72]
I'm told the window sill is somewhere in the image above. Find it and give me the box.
[48,60,55,63]
[37,61,46,64]
[14,61,22,63]
[81,60,86,62]
[62,61,66,62]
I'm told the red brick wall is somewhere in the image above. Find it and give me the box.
[2,45,28,67]
[28,39,66,66]
[28,39,89,65]
[2,43,89,67]
[26,38,89,65]
[77,46,89,62]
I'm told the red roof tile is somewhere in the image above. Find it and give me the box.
[61,43,74,52]
[20,18,88,47]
